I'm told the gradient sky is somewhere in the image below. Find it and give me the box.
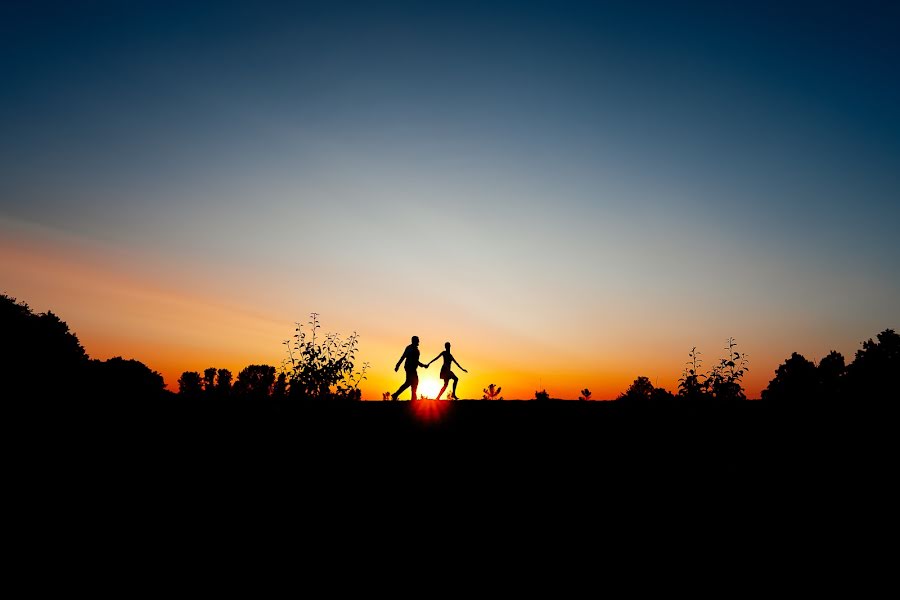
[2,1,898,399]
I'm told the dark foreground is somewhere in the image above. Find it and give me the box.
[26,398,889,494]
[14,398,895,557]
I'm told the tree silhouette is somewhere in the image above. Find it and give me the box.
[846,329,899,399]
[216,369,232,397]
[233,364,276,399]
[203,368,217,395]
[617,376,674,403]
[818,350,846,403]
[178,371,203,398]
[2,294,88,398]
[618,376,655,402]
[579,388,592,401]
[89,357,165,401]
[272,372,288,400]
[534,389,550,401]
[761,353,819,404]
[2,293,173,400]
[760,332,900,404]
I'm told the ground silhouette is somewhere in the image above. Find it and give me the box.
[4,293,895,506]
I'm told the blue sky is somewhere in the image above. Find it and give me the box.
[2,1,898,397]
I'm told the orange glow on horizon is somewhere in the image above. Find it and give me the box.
[2,217,878,402]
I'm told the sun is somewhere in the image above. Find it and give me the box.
[416,377,444,399]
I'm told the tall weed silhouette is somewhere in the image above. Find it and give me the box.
[282,312,367,400]
[678,347,706,400]
[708,337,749,400]
[677,339,748,401]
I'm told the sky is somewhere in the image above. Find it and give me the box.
[2,0,898,399]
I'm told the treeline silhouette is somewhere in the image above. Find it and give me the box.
[9,292,897,519]
[613,331,897,405]
[3,293,166,401]
[4,293,896,404]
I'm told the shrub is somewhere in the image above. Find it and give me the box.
[678,347,706,400]
[482,384,503,401]
[707,337,749,401]
[617,376,674,403]
[281,312,367,401]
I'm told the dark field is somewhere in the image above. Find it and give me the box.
[15,396,894,560]
[27,398,887,498]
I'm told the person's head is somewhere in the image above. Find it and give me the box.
[445,342,451,350]
[411,336,419,346]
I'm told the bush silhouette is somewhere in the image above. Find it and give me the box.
[707,337,749,401]
[281,313,366,401]
[676,339,748,401]
[482,384,503,401]
[617,376,674,403]
[678,347,706,400]
[617,376,655,402]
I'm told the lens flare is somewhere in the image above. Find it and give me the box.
[410,398,451,423]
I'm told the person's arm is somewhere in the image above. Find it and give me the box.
[426,354,442,366]
[453,356,468,373]
[395,348,408,372]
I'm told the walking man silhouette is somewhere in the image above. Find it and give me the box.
[427,342,468,400]
[392,335,428,400]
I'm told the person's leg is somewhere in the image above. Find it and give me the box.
[394,370,416,399]
[451,373,459,399]
[393,379,410,400]
[410,372,419,400]
[437,379,449,400]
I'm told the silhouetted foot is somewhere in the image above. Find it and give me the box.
[390,393,398,401]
